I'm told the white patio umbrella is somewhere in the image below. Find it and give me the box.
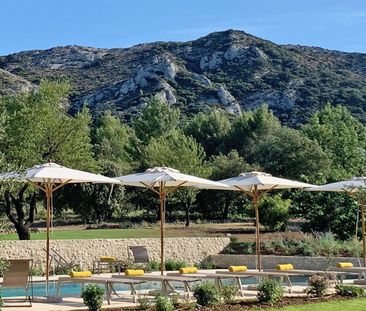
[218,171,315,270]
[307,177,366,266]
[0,162,121,291]
[116,166,229,275]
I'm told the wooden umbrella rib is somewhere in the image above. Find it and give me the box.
[166,181,188,194]
[26,180,47,192]
[234,185,253,197]
[342,188,355,196]
[52,180,72,192]
[140,182,160,195]
[262,185,277,195]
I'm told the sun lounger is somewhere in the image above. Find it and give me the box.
[353,279,366,285]
[0,259,33,307]
[112,274,202,298]
[166,272,251,297]
[57,276,146,303]
[46,248,79,275]
[264,269,348,284]
[215,270,304,293]
[93,257,125,275]
[129,246,150,267]
[334,267,366,279]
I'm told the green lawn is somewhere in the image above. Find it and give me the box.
[268,298,366,311]
[0,228,162,240]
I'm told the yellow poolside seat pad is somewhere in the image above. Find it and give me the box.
[228,266,247,272]
[276,264,294,271]
[70,271,92,278]
[125,269,145,276]
[100,256,117,262]
[179,267,198,274]
[337,262,353,268]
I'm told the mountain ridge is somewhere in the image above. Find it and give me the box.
[1,29,366,125]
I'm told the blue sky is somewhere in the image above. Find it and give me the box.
[0,0,365,55]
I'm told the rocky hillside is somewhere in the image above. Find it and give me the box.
[1,29,366,125]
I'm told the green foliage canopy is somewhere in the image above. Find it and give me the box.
[303,103,366,179]
[133,97,180,144]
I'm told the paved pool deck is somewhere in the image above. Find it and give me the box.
[1,270,362,311]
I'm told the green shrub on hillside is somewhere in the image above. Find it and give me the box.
[222,233,361,258]
[259,195,291,232]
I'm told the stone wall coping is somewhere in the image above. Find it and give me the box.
[0,237,228,242]
[212,254,360,259]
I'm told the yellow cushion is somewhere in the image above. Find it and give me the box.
[276,264,294,271]
[70,271,92,278]
[125,269,144,276]
[337,262,353,268]
[228,266,247,272]
[100,256,116,262]
[179,267,198,274]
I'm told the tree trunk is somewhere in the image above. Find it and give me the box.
[167,207,172,223]
[185,198,191,227]
[4,185,37,241]
[185,207,190,227]
[157,205,161,221]
[14,223,31,240]
[223,194,230,220]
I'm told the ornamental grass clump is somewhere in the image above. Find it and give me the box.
[220,284,237,303]
[257,279,283,304]
[145,260,160,272]
[137,295,150,310]
[155,295,174,311]
[164,259,187,271]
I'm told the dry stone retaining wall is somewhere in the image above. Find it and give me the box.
[0,237,230,270]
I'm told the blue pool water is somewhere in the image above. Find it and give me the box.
[1,281,153,297]
[1,275,314,298]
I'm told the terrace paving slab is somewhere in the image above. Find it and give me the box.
[2,296,136,311]
[1,270,361,310]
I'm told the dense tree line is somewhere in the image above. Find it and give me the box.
[0,80,365,240]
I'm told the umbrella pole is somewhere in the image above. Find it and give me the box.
[45,186,51,294]
[361,202,366,267]
[159,182,166,275]
[253,186,261,271]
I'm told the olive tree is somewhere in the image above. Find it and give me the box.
[143,130,209,226]
[0,80,94,239]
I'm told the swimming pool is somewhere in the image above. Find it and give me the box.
[1,275,313,298]
[1,281,152,297]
